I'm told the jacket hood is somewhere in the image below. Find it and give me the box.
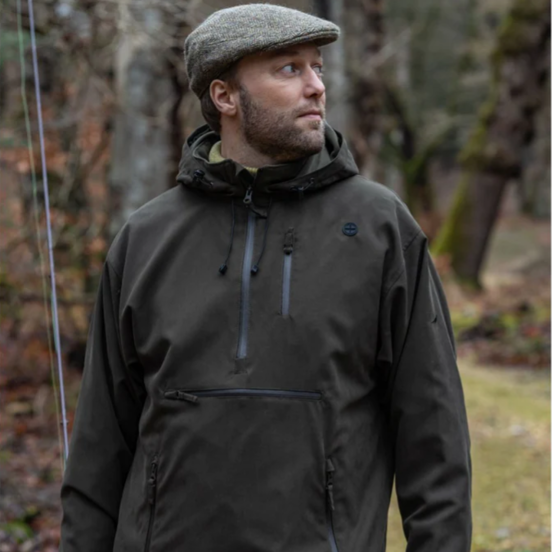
[176,123,359,200]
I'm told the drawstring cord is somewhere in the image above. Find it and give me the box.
[219,200,236,275]
[218,196,274,276]
[251,197,273,276]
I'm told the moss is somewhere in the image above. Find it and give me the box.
[458,89,519,176]
[458,114,491,169]
[431,173,470,258]
[494,0,548,61]
[432,172,485,288]
[450,309,481,340]
[0,521,34,544]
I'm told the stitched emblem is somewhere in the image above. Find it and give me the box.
[342,222,358,236]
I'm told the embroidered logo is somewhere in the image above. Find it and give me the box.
[342,222,358,236]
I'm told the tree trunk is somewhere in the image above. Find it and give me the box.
[345,0,386,180]
[313,0,349,134]
[432,0,550,287]
[383,83,443,237]
[519,62,551,218]
[109,1,178,238]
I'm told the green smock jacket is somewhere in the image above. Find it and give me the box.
[61,124,471,552]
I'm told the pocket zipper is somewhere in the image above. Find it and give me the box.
[326,458,340,552]
[281,228,294,317]
[164,388,322,404]
[144,456,158,552]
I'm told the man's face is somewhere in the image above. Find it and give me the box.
[233,43,326,163]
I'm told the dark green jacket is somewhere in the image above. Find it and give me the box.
[61,124,471,552]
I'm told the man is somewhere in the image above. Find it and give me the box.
[61,4,472,552]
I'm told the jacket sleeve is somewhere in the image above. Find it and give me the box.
[377,230,472,551]
[60,259,145,552]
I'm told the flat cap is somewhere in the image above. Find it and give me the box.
[185,3,340,98]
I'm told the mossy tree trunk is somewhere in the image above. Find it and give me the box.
[432,0,550,287]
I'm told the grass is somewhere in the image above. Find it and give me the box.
[386,360,550,551]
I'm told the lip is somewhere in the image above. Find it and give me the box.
[298,111,322,120]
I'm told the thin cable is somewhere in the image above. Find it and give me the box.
[15,0,64,472]
[27,0,70,462]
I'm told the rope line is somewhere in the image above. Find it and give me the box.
[27,0,70,462]
[15,0,64,472]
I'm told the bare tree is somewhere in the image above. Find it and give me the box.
[346,0,386,181]
[108,0,189,238]
[312,0,349,134]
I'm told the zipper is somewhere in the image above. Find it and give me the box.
[164,388,322,403]
[326,458,340,552]
[163,390,200,403]
[237,206,256,359]
[243,186,254,205]
[144,456,158,552]
[281,228,294,317]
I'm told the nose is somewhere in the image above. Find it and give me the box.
[304,67,325,99]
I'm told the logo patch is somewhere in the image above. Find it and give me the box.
[342,222,358,236]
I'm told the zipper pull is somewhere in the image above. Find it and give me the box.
[148,457,158,505]
[326,458,335,511]
[283,228,294,255]
[164,390,199,404]
[243,187,253,205]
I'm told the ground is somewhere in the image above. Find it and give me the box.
[387,361,551,552]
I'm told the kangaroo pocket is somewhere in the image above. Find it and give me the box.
[151,387,332,552]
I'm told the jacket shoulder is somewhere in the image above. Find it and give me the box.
[106,186,187,275]
[342,175,423,249]
[129,185,187,226]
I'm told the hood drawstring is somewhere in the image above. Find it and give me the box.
[218,196,274,276]
[219,200,236,275]
[192,169,213,189]
[251,197,273,276]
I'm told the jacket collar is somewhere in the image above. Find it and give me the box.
[176,123,359,200]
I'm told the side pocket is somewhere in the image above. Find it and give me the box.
[326,458,340,552]
[281,228,294,318]
[144,456,158,552]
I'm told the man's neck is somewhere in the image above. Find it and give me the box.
[210,141,258,174]
[219,129,277,168]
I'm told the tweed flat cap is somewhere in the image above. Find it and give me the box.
[185,3,340,98]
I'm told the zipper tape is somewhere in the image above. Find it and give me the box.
[164,388,323,403]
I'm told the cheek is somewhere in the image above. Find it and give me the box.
[264,81,304,109]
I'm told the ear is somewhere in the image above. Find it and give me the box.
[210,79,238,117]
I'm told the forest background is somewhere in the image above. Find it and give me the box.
[0,0,550,550]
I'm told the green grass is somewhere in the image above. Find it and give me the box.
[386,361,550,551]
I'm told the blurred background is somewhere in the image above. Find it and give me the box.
[0,0,550,550]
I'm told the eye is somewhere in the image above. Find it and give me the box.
[280,64,297,74]
[313,64,324,77]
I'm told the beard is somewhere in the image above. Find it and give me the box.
[238,85,326,163]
